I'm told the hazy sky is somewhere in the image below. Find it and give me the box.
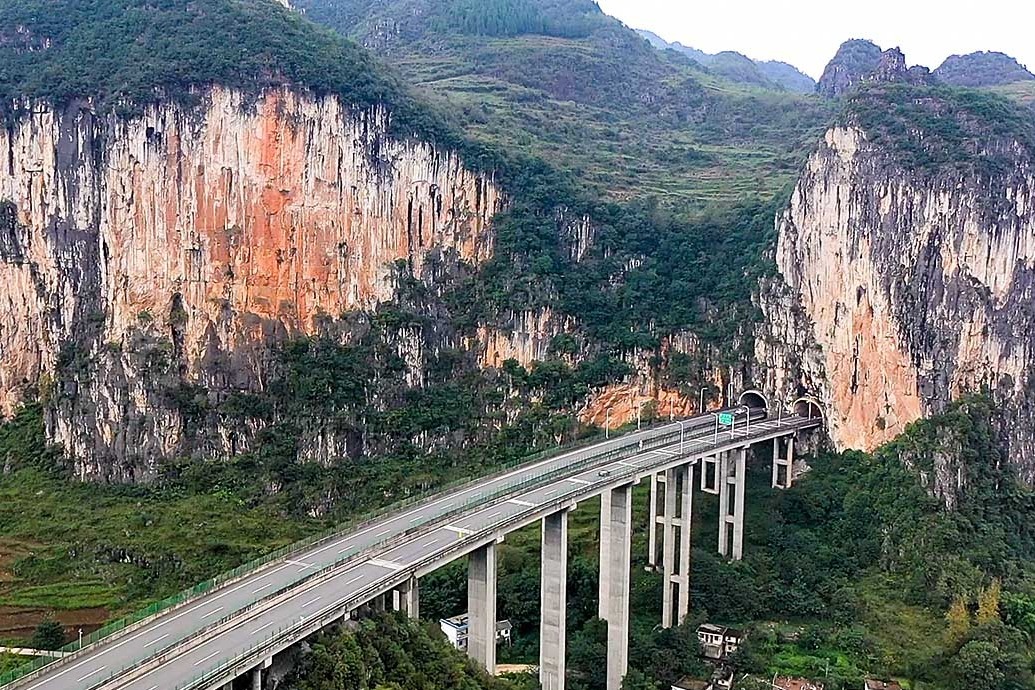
[596,0,1034,80]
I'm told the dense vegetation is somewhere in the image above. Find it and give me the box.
[0,0,457,145]
[414,396,1035,690]
[816,39,883,97]
[295,0,833,206]
[283,614,518,690]
[846,83,1035,174]
[935,51,1035,88]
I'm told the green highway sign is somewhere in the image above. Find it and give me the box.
[718,412,734,426]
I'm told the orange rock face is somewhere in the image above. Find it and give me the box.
[0,88,501,474]
[759,125,1035,468]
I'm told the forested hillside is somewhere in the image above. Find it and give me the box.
[294,0,832,206]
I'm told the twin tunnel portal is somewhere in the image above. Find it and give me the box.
[5,392,823,690]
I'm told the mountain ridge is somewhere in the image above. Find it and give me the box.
[635,28,816,93]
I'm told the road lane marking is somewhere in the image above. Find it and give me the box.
[369,558,404,571]
[443,525,472,536]
[251,583,272,593]
[286,559,315,569]
[193,650,220,667]
[343,575,364,586]
[202,606,224,619]
[75,666,105,682]
[507,499,535,508]
[146,633,169,646]
[301,596,322,608]
[565,477,591,485]
[423,538,440,549]
[617,461,638,468]
[487,511,501,520]
[252,621,275,635]
[25,419,726,689]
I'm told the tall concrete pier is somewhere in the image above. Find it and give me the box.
[540,510,569,690]
[467,543,498,673]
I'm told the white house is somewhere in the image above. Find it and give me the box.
[439,614,514,651]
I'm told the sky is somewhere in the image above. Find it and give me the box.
[595,0,1035,80]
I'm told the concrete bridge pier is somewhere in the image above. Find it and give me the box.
[661,463,694,627]
[598,489,611,619]
[251,667,262,690]
[393,575,420,619]
[647,473,660,570]
[540,509,569,690]
[717,448,747,560]
[467,542,498,673]
[700,454,719,494]
[604,484,633,690]
[772,436,795,489]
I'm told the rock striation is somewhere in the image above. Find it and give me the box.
[0,87,501,479]
[758,118,1035,481]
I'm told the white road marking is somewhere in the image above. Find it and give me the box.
[23,417,744,690]
[443,525,471,536]
[251,583,272,593]
[369,558,404,571]
[146,633,169,646]
[252,621,275,635]
[301,596,322,608]
[193,650,220,667]
[508,499,535,508]
[201,606,224,618]
[343,575,364,587]
[285,559,315,569]
[423,538,441,549]
[617,461,639,468]
[565,477,591,485]
[75,666,105,682]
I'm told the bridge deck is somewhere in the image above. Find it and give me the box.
[5,412,819,690]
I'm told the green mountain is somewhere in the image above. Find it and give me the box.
[636,29,817,94]
[935,51,1035,88]
[295,0,832,207]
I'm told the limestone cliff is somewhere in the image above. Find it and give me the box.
[758,102,1035,480]
[0,87,501,480]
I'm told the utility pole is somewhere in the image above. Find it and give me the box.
[699,386,707,414]
[605,409,610,439]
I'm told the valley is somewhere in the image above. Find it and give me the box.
[0,1,1034,689]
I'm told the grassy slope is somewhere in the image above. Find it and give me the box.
[294,0,833,208]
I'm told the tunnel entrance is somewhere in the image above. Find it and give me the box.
[792,397,823,420]
[737,389,769,412]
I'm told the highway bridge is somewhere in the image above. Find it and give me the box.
[2,392,822,690]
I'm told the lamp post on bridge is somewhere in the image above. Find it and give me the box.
[699,386,708,415]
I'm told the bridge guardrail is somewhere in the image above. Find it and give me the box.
[1,413,729,689]
[166,414,808,690]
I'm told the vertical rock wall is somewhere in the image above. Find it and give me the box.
[758,125,1035,480]
[0,87,502,479]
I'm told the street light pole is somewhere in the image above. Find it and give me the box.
[605,409,610,439]
[78,628,83,649]
[699,387,707,414]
